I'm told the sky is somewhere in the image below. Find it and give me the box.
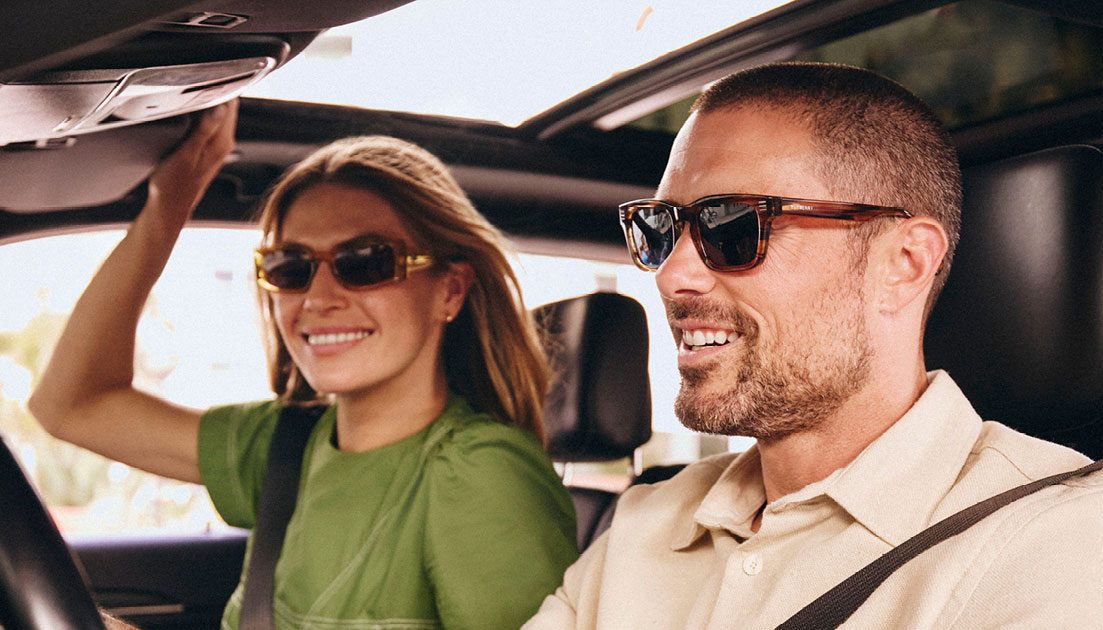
[244,0,791,125]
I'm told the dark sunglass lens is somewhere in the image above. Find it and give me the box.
[632,206,675,268]
[262,250,315,290]
[334,243,397,287]
[697,202,759,268]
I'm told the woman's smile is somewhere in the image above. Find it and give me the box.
[301,327,377,356]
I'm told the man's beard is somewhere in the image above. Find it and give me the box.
[669,277,873,442]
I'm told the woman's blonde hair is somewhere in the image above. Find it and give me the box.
[255,136,549,442]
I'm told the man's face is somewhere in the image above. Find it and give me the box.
[654,107,873,442]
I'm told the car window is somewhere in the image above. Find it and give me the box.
[628,0,1103,134]
[0,227,737,537]
[0,228,267,537]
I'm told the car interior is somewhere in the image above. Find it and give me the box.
[1,0,1102,628]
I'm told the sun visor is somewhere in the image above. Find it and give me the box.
[0,54,277,146]
[0,116,192,211]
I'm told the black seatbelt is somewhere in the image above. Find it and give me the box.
[776,459,1103,630]
[240,404,327,630]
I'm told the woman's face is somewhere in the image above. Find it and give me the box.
[271,182,462,399]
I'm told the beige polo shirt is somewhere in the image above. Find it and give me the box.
[525,371,1103,629]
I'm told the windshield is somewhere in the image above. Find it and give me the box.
[243,0,792,126]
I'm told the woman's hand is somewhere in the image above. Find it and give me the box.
[144,99,239,235]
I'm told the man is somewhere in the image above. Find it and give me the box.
[524,62,1103,628]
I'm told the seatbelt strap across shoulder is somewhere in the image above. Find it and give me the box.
[776,459,1103,630]
[240,404,327,630]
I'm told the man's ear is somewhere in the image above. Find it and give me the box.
[873,217,948,314]
[440,262,475,321]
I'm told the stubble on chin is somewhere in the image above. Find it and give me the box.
[669,286,872,442]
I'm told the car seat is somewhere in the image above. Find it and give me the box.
[926,145,1103,459]
[535,292,653,550]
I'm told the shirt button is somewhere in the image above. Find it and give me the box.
[743,553,763,576]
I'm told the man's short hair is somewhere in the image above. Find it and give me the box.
[693,62,962,311]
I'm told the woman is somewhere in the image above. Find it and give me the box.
[29,101,578,629]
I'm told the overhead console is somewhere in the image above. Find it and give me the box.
[0,0,411,210]
[0,50,280,147]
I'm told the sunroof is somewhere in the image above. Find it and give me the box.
[628,0,1103,134]
[241,0,793,126]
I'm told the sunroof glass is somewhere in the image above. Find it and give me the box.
[242,0,794,127]
[628,0,1103,133]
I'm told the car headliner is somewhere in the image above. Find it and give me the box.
[1,0,1103,253]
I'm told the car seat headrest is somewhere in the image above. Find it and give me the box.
[536,292,652,462]
[925,145,1103,458]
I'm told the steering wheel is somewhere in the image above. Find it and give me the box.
[0,438,106,630]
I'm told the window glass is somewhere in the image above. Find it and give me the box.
[0,228,719,537]
[627,0,1103,133]
[0,228,269,538]
[243,0,792,126]
[794,0,1103,129]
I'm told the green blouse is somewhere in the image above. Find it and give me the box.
[199,393,578,630]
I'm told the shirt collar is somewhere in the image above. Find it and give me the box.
[672,446,765,550]
[671,370,982,549]
[824,370,982,545]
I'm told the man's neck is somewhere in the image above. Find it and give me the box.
[755,368,929,504]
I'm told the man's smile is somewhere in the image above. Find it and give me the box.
[680,328,739,351]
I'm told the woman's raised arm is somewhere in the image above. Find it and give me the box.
[28,100,239,484]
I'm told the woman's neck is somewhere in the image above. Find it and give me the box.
[331,370,449,452]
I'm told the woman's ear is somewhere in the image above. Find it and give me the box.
[440,262,475,322]
[874,216,948,314]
